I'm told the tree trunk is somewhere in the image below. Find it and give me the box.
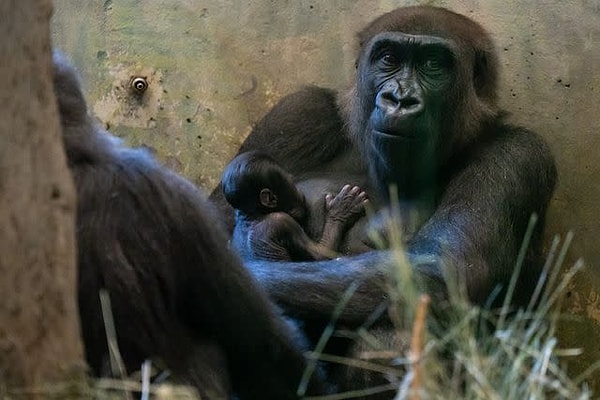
[0,0,84,394]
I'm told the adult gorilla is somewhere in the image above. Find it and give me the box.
[211,4,556,393]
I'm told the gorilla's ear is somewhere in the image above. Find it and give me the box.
[260,189,278,208]
[473,51,488,96]
[473,49,498,103]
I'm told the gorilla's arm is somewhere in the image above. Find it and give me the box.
[409,125,557,304]
[245,251,390,323]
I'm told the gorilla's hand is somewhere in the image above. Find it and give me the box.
[324,184,369,228]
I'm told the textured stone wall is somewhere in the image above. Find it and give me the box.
[52,0,600,390]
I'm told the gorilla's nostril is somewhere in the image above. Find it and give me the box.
[400,96,420,109]
[381,91,400,104]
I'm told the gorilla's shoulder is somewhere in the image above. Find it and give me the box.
[239,85,350,173]
[251,85,342,134]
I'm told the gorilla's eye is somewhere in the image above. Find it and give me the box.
[423,58,442,70]
[380,53,399,66]
[419,48,453,74]
[423,57,446,72]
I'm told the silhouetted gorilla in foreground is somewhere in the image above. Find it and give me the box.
[210,5,557,396]
[52,52,327,399]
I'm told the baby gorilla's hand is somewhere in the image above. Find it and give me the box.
[324,184,369,227]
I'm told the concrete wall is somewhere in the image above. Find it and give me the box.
[51,0,600,390]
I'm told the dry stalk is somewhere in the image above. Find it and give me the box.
[408,294,431,400]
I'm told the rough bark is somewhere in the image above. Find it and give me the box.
[0,0,84,394]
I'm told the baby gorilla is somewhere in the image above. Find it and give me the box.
[222,151,368,261]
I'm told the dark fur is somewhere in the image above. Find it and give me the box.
[52,51,327,399]
[209,6,557,398]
